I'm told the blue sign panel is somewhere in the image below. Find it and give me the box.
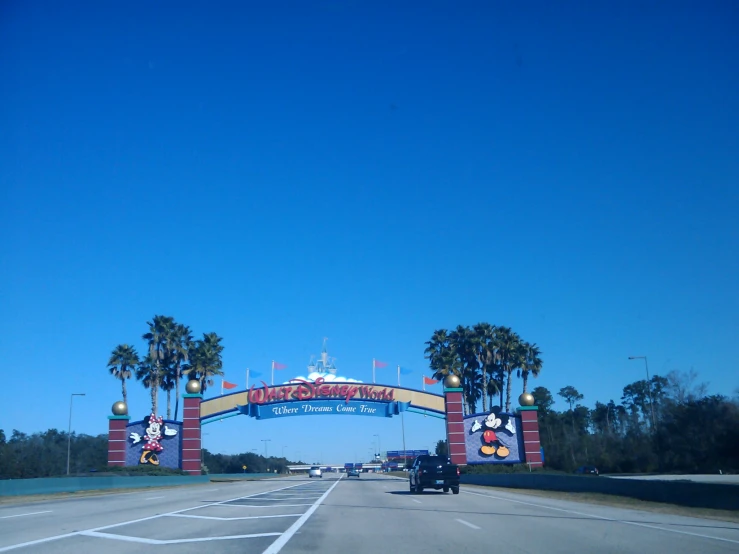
[386,449,429,459]
[238,399,411,420]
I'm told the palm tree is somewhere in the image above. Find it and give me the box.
[107,344,139,404]
[472,323,497,413]
[161,370,176,419]
[171,323,193,420]
[424,329,466,411]
[143,315,174,380]
[449,325,480,414]
[136,354,167,414]
[184,332,225,393]
[495,326,524,412]
[518,342,542,394]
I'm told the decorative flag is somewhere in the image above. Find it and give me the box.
[372,359,388,384]
[422,375,439,391]
[397,366,413,386]
[222,380,237,390]
[271,361,287,385]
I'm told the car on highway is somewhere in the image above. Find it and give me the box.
[308,466,323,478]
[574,465,599,476]
[408,455,460,494]
[347,469,360,478]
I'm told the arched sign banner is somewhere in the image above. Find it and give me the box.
[237,378,412,420]
[239,398,411,419]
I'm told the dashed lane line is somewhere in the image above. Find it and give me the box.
[455,518,480,530]
[0,512,52,520]
[461,490,739,546]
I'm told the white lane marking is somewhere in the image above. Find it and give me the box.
[80,530,281,545]
[455,518,480,530]
[0,482,307,552]
[410,498,422,504]
[145,496,165,500]
[462,490,739,546]
[166,513,302,521]
[0,511,52,520]
[217,504,313,508]
[261,476,343,554]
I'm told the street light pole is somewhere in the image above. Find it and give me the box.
[628,356,656,430]
[67,393,85,475]
[261,439,271,457]
[373,434,381,459]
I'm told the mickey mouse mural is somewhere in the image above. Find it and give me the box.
[470,406,517,459]
[129,414,178,465]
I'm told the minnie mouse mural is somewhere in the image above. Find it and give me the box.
[129,414,178,465]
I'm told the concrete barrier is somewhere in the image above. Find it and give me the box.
[207,473,280,480]
[0,475,210,497]
[460,473,739,511]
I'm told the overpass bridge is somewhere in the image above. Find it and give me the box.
[287,464,383,473]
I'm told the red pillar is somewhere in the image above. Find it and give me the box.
[444,386,467,465]
[518,406,543,467]
[181,392,202,475]
[107,416,130,466]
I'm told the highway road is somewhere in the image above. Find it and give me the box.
[1,474,738,553]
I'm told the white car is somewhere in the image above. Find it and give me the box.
[308,466,322,478]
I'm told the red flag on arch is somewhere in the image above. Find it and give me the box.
[374,360,388,368]
[222,380,237,390]
[273,361,287,370]
[423,376,438,385]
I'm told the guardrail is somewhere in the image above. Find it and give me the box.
[0,475,210,497]
[460,474,739,511]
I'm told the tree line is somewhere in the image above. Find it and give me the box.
[424,323,542,414]
[532,369,739,473]
[0,429,297,478]
[107,315,225,420]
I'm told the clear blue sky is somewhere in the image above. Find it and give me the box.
[1,1,737,463]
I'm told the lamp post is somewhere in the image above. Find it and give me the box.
[67,393,85,475]
[628,356,656,429]
[261,439,271,457]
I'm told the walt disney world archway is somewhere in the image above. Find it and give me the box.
[106,375,543,475]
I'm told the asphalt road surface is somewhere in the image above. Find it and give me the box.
[1,474,738,553]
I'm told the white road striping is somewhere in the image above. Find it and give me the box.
[0,511,52,520]
[0,481,308,552]
[217,503,314,508]
[261,476,343,554]
[166,513,302,521]
[455,518,480,530]
[462,490,739,545]
[409,498,422,504]
[144,496,165,500]
[79,530,281,545]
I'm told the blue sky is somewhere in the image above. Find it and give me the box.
[1,1,737,464]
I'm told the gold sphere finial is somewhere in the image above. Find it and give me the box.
[444,374,461,388]
[112,401,128,415]
[519,392,535,407]
[185,379,202,394]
